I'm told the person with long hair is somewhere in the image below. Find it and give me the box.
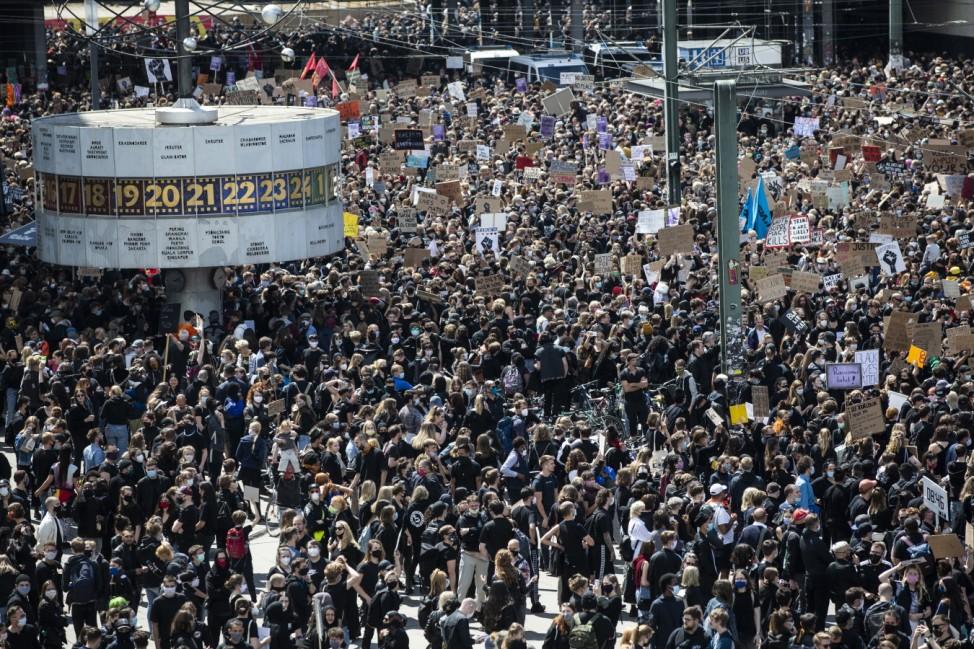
[542,602,576,649]
[33,443,77,507]
[494,548,528,624]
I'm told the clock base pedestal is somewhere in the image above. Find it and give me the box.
[165,267,223,326]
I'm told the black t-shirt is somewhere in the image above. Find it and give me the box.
[511,504,534,536]
[458,511,484,552]
[532,474,558,517]
[588,509,613,548]
[450,455,482,493]
[620,366,647,403]
[480,517,515,560]
[558,519,588,567]
[149,592,188,645]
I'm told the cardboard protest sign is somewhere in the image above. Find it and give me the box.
[267,399,286,417]
[398,213,418,233]
[435,180,463,205]
[359,270,381,297]
[578,190,612,215]
[508,256,532,277]
[475,227,500,256]
[657,223,695,256]
[756,274,788,302]
[884,311,914,352]
[475,274,505,296]
[911,321,942,356]
[636,210,666,235]
[542,88,575,117]
[845,397,885,439]
[928,534,964,559]
[752,386,770,418]
[403,248,431,268]
[877,213,916,238]
[594,254,613,274]
[621,254,642,276]
[790,271,821,294]
[924,145,967,174]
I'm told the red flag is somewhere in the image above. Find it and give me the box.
[315,57,330,79]
[347,53,360,71]
[331,75,340,99]
[300,53,317,80]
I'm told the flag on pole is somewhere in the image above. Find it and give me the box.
[348,53,360,71]
[749,176,773,239]
[331,75,341,99]
[739,186,753,234]
[300,53,317,80]
[312,58,330,90]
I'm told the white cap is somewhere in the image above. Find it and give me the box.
[709,484,727,496]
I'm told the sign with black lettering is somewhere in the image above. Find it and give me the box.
[158,302,181,334]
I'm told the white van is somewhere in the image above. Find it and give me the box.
[465,48,521,76]
[583,42,661,79]
[507,53,589,86]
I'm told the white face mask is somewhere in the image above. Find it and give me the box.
[45,589,57,600]
[311,493,320,503]
[308,547,320,558]
[45,551,56,561]
[280,556,291,566]
[520,409,528,417]
[254,395,263,404]
[162,586,176,597]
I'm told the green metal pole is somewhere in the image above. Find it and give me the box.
[662,0,680,206]
[888,0,903,70]
[714,79,745,379]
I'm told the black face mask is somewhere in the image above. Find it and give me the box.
[884,625,898,635]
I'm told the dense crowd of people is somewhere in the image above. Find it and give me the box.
[1,3,974,649]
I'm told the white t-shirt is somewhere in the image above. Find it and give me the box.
[713,503,734,545]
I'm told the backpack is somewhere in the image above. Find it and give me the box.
[501,365,523,396]
[226,526,248,560]
[569,614,600,649]
[864,600,893,640]
[358,520,376,549]
[67,557,97,603]
[418,595,437,629]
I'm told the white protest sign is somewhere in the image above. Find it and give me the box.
[475,227,500,256]
[875,241,906,275]
[855,349,880,387]
[765,217,791,248]
[636,210,665,234]
[922,476,949,521]
[789,215,811,243]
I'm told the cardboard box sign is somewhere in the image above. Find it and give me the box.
[846,397,885,439]
[621,254,642,276]
[756,274,788,302]
[578,190,612,215]
[657,223,695,257]
[508,256,532,277]
[475,274,505,296]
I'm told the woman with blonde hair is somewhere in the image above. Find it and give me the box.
[411,421,444,451]
[620,624,654,649]
[463,394,494,437]
[681,565,705,609]
[327,519,364,565]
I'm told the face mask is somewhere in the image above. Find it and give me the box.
[309,547,320,558]
[16,618,25,628]
[110,566,121,576]
[884,625,898,635]
[229,632,244,643]
[411,328,422,337]
[311,493,320,503]
[254,395,263,404]
[217,558,228,568]
[0,487,8,496]
[241,583,249,594]
[826,470,834,479]
[45,589,57,600]
[870,555,882,563]
[280,556,291,566]
[16,585,29,595]
[162,586,176,597]
[147,470,158,479]
[45,551,56,561]
[130,617,137,626]
[330,640,342,648]
[906,574,919,585]
[195,553,205,563]
[310,341,319,348]
[735,580,747,589]
[191,577,200,588]
[184,455,195,463]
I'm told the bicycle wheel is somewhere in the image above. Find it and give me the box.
[263,485,281,537]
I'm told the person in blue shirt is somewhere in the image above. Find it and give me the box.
[82,429,105,474]
[707,608,734,649]
[794,457,819,514]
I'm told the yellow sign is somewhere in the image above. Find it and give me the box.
[343,212,359,238]
[728,404,748,425]
[906,344,927,368]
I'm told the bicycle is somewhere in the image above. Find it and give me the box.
[260,468,281,537]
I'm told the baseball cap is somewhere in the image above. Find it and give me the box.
[709,483,727,496]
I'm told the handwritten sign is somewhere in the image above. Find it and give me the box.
[826,363,863,390]
[756,274,788,302]
[657,223,694,256]
[846,397,885,440]
[855,349,880,387]
[752,386,769,418]
[475,274,505,297]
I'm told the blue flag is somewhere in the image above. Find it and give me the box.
[739,187,753,234]
[750,176,773,239]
